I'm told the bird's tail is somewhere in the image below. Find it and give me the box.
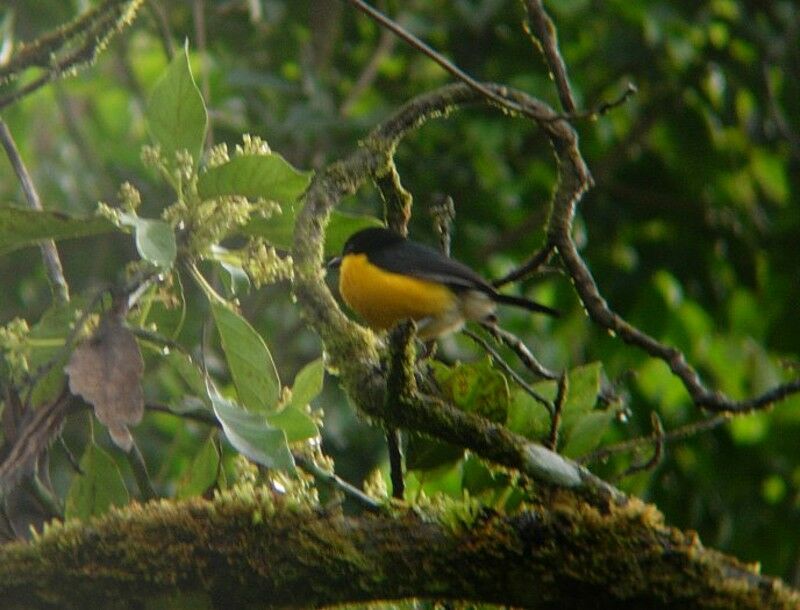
[493,292,560,317]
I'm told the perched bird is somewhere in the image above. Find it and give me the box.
[330,227,558,340]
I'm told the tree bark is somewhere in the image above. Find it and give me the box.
[0,484,796,609]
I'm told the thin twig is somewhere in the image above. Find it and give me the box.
[340,25,397,117]
[430,195,456,257]
[615,412,665,480]
[463,329,551,412]
[546,372,567,450]
[146,402,216,426]
[146,0,175,60]
[481,320,557,380]
[292,453,384,512]
[144,403,385,512]
[523,0,637,122]
[0,0,145,110]
[386,428,404,500]
[192,0,213,147]
[0,118,70,304]
[345,0,553,123]
[492,242,554,288]
[523,0,576,113]
[579,414,730,465]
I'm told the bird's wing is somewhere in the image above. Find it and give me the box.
[367,240,493,293]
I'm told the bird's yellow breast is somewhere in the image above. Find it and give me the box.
[339,253,456,330]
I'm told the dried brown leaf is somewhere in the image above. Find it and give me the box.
[65,314,144,451]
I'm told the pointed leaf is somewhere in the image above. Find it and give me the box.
[146,44,208,161]
[0,205,118,256]
[506,389,551,441]
[266,405,318,443]
[240,207,296,251]
[119,213,176,269]
[210,301,280,412]
[560,362,603,433]
[242,207,381,256]
[288,358,324,409]
[65,442,129,521]
[197,154,312,205]
[210,389,294,471]
[562,410,615,459]
[26,296,88,406]
[176,433,221,499]
[430,357,509,423]
[133,218,177,269]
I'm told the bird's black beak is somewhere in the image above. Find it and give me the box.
[327,256,342,270]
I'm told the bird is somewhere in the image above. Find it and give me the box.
[329,227,558,340]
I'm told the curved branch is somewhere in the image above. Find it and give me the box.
[291,83,616,498]
[0,489,797,609]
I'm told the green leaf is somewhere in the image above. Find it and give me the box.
[407,460,463,498]
[137,270,186,340]
[242,207,381,256]
[430,357,510,423]
[506,389,551,441]
[119,213,177,269]
[161,351,210,412]
[197,154,312,206]
[266,405,319,443]
[146,44,208,162]
[559,362,603,433]
[461,455,511,498]
[210,301,281,413]
[406,434,463,471]
[208,246,251,297]
[241,207,296,251]
[0,205,118,256]
[218,261,251,297]
[134,218,177,269]
[65,442,129,521]
[289,358,324,409]
[176,433,220,499]
[561,410,615,459]
[27,296,90,406]
[210,389,294,471]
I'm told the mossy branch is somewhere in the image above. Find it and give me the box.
[0,487,797,609]
[291,83,614,498]
[0,0,145,110]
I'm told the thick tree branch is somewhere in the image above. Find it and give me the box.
[0,488,797,609]
[292,83,618,498]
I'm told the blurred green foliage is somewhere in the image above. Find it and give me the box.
[0,0,798,584]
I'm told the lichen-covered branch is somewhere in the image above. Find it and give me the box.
[0,0,145,109]
[292,83,618,498]
[0,486,796,609]
[523,0,577,113]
